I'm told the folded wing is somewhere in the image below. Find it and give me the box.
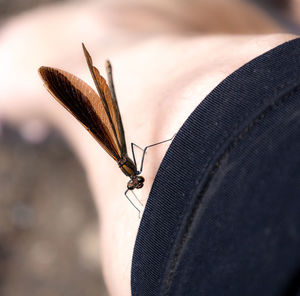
[82,43,127,155]
[38,66,121,161]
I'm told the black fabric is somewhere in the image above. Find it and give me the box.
[132,38,300,296]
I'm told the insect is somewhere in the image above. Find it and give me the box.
[38,43,173,214]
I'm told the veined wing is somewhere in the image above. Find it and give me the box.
[82,43,127,155]
[38,66,121,161]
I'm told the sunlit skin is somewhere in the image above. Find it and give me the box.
[0,1,298,295]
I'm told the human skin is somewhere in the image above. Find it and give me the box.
[0,1,298,295]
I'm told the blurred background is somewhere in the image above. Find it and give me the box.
[0,0,299,296]
[0,1,110,295]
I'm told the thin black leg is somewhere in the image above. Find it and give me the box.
[131,142,143,167]
[125,189,142,217]
[132,189,143,207]
[138,134,176,173]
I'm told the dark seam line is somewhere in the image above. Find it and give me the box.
[163,84,300,296]
[190,79,299,195]
[156,79,298,296]
[133,43,300,295]
[145,79,298,296]
[133,73,299,294]
[150,79,300,296]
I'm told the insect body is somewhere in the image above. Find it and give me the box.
[38,44,145,211]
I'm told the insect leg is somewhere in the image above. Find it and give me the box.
[125,189,142,217]
[132,189,143,207]
[131,142,144,167]
[138,134,177,173]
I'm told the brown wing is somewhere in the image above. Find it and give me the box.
[38,66,121,161]
[105,60,127,155]
[82,43,127,155]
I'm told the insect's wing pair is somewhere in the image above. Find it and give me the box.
[38,44,127,162]
[82,43,126,155]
